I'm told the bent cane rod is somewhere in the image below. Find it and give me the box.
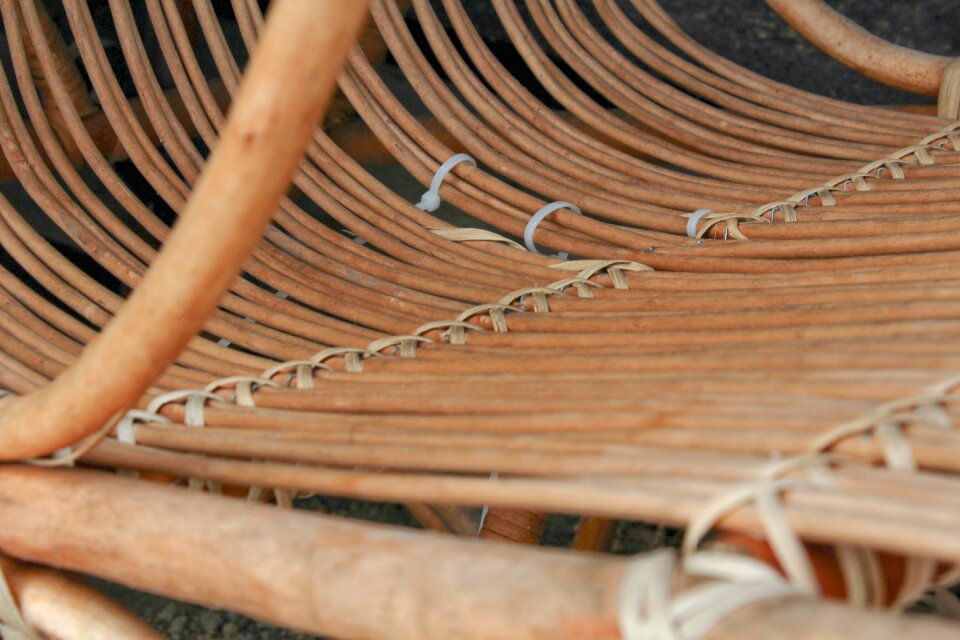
[0,0,369,458]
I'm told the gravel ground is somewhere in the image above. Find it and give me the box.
[66,1,960,637]
[435,0,960,103]
[659,0,959,101]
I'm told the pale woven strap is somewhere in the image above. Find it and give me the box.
[809,380,960,608]
[549,259,653,290]
[146,390,226,493]
[428,227,525,251]
[546,277,603,298]
[455,303,517,332]
[412,320,484,345]
[310,347,379,373]
[811,416,918,470]
[684,454,844,594]
[811,386,956,470]
[834,545,886,608]
[261,360,333,390]
[367,335,432,358]
[683,212,766,240]
[146,389,225,425]
[499,287,559,313]
[205,376,281,408]
[619,549,798,640]
[681,453,899,607]
[743,120,960,228]
[114,410,172,480]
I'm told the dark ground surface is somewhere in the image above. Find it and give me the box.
[50,1,960,638]
[663,0,959,102]
[439,0,960,103]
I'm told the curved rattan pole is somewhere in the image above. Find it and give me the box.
[765,0,951,96]
[0,553,162,639]
[0,0,369,459]
[1,466,958,640]
[628,0,940,129]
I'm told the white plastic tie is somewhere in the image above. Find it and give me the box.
[681,454,843,597]
[116,421,136,445]
[113,410,169,479]
[525,201,581,259]
[686,209,714,239]
[415,153,476,212]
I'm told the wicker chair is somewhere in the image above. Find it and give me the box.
[1,1,959,637]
